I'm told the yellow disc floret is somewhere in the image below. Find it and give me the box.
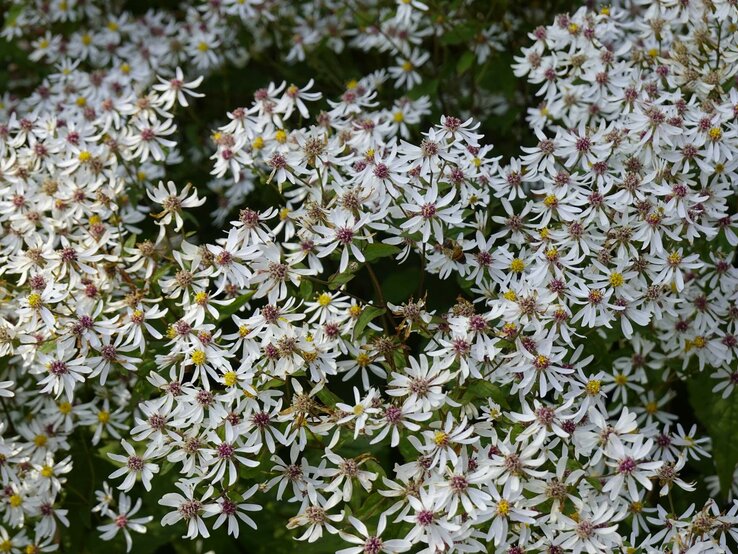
[609,272,624,288]
[191,350,207,366]
[509,258,525,273]
[223,371,238,387]
[586,379,601,396]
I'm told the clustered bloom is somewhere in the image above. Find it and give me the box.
[1,0,738,553]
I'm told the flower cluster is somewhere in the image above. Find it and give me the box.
[1,0,738,553]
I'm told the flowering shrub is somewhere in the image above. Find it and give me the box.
[2,0,738,553]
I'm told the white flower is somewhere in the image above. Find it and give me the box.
[108,440,160,492]
[147,181,206,235]
[338,514,412,554]
[203,484,262,538]
[97,493,153,552]
[160,480,214,539]
[153,67,204,109]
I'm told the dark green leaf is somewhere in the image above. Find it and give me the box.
[363,243,400,262]
[688,376,738,496]
[316,386,344,407]
[456,51,475,74]
[353,305,385,338]
[217,290,255,322]
[440,24,476,45]
[328,269,356,290]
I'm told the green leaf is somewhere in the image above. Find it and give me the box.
[456,51,475,74]
[217,290,255,322]
[354,492,386,519]
[408,78,438,101]
[124,233,137,250]
[3,4,24,26]
[299,276,313,299]
[353,305,385,338]
[440,24,476,45]
[316,386,343,407]
[458,379,509,409]
[362,243,400,262]
[328,268,356,290]
[688,376,738,496]
[398,436,418,461]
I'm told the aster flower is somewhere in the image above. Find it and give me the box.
[152,67,204,109]
[160,480,214,539]
[108,440,160,492]
[97,493,153,552]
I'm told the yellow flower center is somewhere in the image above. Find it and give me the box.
[191,350,207,366]
[223,371,237,387]
[97,410,110,424]
[401,61,413,72]
[41,465,54,478]
[252,136,264,150]
[708,127,723,141]
[58,402,72,415]
[9,494,22,508]
[393,111,405,122]
[34,434,47,447]
[586,379,601,396]
[27,293,42,310]
[509,258,525,273]
[497,499,510,516]
[317,293,332,307]
[609,272,624,288]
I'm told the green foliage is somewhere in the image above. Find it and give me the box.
[689,377,738,496]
